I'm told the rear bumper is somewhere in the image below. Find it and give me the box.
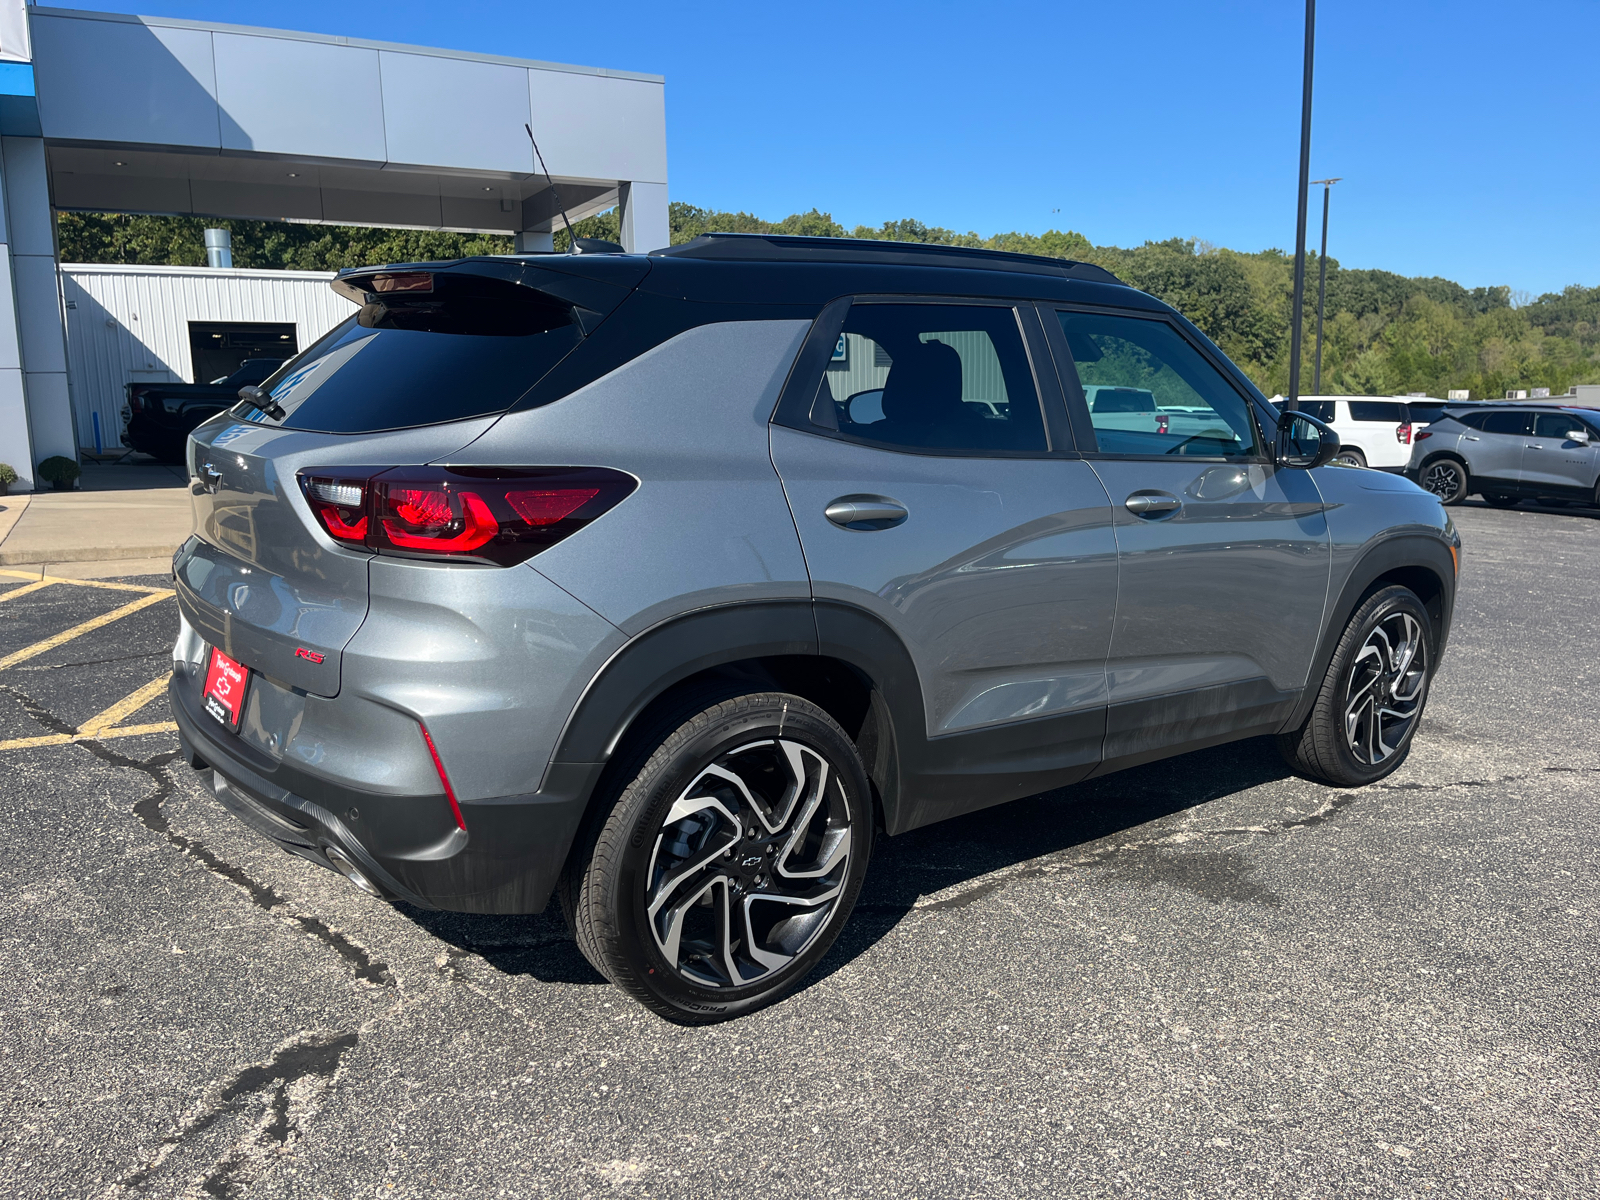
[171,677,601,914]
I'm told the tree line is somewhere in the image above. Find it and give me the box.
[58,206,1599,401]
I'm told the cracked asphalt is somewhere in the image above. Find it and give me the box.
[1,499,1597,1200]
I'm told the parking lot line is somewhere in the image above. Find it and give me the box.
[0,580,53,604]
[0,590,173,671]
[0,566,173,595]
[0,671,176,752]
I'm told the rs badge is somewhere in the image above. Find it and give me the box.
[294,647,326,663]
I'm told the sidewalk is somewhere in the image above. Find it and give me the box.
[0,460,192,578]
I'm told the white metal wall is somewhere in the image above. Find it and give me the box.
[61,263,356,449]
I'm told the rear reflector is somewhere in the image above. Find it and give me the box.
[298,466,635,566]
[418,723,466,832]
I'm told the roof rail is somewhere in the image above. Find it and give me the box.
[653,232,1122,284]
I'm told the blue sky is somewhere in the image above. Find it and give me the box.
[68,1,1600,295]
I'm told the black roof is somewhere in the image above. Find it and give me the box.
[654,232,1122,285]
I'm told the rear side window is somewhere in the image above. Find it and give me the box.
[1482,411,1532,435]
[1455,410,1489,430]
[1056,310,1260,457]
[1407,403,1447,424]
[811,303,1046,453]
[1349,401,1405,422]
[1298,400,1335,422]
[234,273,583,434]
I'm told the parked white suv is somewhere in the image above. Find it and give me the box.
[1268,396,1416,470]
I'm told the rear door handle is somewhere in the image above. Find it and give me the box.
[825,494,908,531]
[1124,492,1181,518]
[1464,435,1481,441]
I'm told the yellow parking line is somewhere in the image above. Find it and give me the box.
[0,567,172,596]
[78,672,172,737]
[0,580,53,603]
[0,673,177,751]
[0,591,172,671]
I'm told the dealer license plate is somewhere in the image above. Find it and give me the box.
[203,645,250,732]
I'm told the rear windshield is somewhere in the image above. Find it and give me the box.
[232,273,582,434]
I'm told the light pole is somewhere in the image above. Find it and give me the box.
[1285,0,1316,413]
[1311,177,1341,396]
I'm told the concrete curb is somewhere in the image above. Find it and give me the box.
[0,543,181,566]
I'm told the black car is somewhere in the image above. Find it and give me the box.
[122,357,285,462]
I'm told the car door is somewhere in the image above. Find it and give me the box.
[769,299,1119,825]
[1046,306,1331,769]
[1466,409,1532,484]
[1520,411,1600,492]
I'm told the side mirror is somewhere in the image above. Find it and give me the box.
[1565,429,1590,444]
[1277,409,1340,470]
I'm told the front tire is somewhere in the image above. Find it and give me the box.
[1332,448,1367,469]
[1419,457,1468,505]
[1279,585,1434,787]
[567,692,873,1024]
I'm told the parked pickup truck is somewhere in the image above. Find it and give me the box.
[122,358,285,463]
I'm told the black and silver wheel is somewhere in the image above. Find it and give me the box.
[1419,458,1468,505]
[1482,492,1520,508]
[1279,585,1433,786]
[1332,448,1367,469]
[564,691,872,1023]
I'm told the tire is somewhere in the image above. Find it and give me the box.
[1419,457,1468,505]
[1332,448,1367,469]
[1482,492,1520,508]
[565,691,873,1024]
[1279,585,1434,787]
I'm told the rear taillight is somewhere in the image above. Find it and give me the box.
[1155,413,1169,435]
[1397,422,1413,444]
[298,466,635,566]
[1414,430,1433,442]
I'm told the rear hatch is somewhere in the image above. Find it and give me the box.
[175,255,648,698]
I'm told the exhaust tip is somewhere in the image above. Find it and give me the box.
[323,845,380,896]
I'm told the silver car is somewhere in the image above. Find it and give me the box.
[1408,404,1600,507]
[170,235,1460,1022]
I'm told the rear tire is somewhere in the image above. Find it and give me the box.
[1332,448,1367,469]
[566,691,873,1024]
[1419,457,1468,505]
[1279,585,1433,787]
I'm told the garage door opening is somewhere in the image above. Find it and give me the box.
[189,322,298,384]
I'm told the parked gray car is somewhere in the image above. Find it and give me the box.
[169,235,1460,1022]
[1407,404,1600,508]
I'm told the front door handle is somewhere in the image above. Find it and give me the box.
[1124,492,1181,518]
[825,494,908,531]
[1464,435,1481,441]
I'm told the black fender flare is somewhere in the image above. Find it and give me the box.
[1280,532,1457,733]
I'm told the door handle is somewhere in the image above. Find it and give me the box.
[1124,492,1181,518]
[1464,435,1481,441]
[824,495,908,531]
[1524,443,1542,449]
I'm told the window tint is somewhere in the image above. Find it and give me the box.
[1534,412,1590,438]
[1407,403,1447,424]
[1455,410,1490,430]
[1056,311,1260,457]
[812,304,1046,453]
[1349,401,1405,423]
[1299,400,1335,422]
[1482,411,1532,436]
[234,274,582,434]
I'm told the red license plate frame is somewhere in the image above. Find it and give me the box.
[203,645,250,732]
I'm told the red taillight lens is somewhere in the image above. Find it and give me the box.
[298,467,634,565]
[1155,413,1169,435]
[1414,430,1433,442]
[1397,422,1413,444]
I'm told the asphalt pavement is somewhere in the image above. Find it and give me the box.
[0,500,1596,1200]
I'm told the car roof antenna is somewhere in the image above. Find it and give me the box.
[524,123,577,253]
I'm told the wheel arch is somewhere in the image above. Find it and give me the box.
[1281,533,1457,734]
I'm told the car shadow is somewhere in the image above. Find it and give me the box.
[1460,497,1598,519]
[402,736,1296,994]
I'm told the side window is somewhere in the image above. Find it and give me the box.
[1534,412,1591,439]
[1349,401,1405,423]
[1056,311,1261,457]
[1455,410,1490,430]
[811,304,1046,453]
[1482,411,1532,436]
[1302,400,1335,423]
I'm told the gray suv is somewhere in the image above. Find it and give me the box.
[1407,404,1600,508]
[169,235,1460,1022]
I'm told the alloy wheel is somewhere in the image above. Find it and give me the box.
[644,738,853,988]
[1344,611,1428,765]
[1421,461,1463,502]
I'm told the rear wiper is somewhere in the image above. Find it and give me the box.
[238,385,285,421]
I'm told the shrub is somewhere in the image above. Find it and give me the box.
[0,462,17,488]
[37,455,80,490]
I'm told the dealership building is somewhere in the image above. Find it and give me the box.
[0,2,668,488]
